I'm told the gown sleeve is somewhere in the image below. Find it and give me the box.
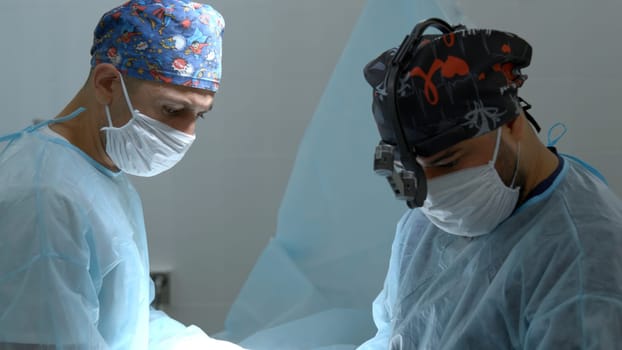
[357,211,414,350]
[0,186,106,348]
[149,307,247,349]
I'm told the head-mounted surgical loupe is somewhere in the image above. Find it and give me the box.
[372,18,464,208]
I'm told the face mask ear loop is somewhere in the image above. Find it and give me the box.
[104,105,114,127]
[510,142,520,188]
[491,128,503,164]
[117,74,136,115]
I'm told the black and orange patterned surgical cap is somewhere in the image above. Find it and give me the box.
[364,28,532,157]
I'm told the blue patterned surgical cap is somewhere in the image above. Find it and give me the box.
[90,0,224,92]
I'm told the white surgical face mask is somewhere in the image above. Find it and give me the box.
[101,75,196,177]
[420,129,520,237]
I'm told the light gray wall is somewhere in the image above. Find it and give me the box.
[1,0,366,333]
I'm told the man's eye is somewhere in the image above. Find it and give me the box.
[437,160,458,168]
[163,106,181,115]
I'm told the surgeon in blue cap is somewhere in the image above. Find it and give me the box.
[0,1,244,349]
[359,18,622,349]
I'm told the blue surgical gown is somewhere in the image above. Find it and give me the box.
[358,156,622,349]
[0,119,242,349]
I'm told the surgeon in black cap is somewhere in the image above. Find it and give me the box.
[358,18,622,350]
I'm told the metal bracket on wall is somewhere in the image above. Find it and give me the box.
[150,271,170,309]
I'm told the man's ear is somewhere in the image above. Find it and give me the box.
[92,63,120,106]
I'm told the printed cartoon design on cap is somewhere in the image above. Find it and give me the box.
[364,29,532,157]
[90,0,224,92]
